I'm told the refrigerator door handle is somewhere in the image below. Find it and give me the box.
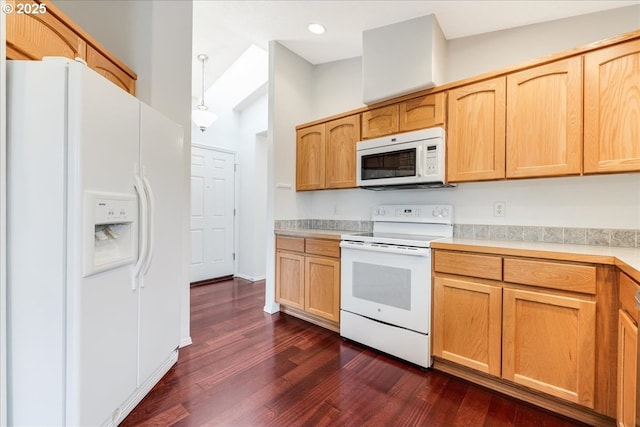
[141,174,155,280]
[133,174,149,288]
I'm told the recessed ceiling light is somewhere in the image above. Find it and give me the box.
[308,23,326,35]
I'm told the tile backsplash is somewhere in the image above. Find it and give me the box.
[274,219,373,232]
[453,224,639,248]
[275,219,639,248]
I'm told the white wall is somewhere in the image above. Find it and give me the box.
[191,85,268,281]
[271,42,315,220]
[1,3,7,424]
[264,41,315,313]
[312,57,364,118]
[280,6,640,231]
[447,5,640,82]
[309,174,640,229]
[54,0,194,346]
[237,96,268,281]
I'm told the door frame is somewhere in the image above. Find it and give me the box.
[191,143,238,281]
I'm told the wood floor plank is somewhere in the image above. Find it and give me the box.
[122,278,591,427]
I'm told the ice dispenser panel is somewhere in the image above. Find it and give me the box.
[83,191,137,276]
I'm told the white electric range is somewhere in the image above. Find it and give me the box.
[340,204,453,368]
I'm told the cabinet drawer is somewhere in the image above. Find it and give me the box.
[276,236,305,253]
[434,251,502,281]
[503,258,596,294]
[305,239,340,258]
[620,272,639,324]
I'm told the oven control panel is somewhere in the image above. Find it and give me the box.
[372,204,453,224]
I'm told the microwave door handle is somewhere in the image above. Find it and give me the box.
[416,146,423,177]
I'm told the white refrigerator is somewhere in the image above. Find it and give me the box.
[7,58,184,426]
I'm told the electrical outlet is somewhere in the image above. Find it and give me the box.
[493,201,506,217]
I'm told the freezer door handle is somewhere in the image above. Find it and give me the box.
[133,174,149,288]
[141,173,155,280]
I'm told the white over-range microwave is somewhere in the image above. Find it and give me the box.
[356,127,451,190]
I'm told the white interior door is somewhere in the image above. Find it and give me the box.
[190,146,235,282]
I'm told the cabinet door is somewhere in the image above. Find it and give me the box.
[433,276,502,376]
[6,0,87,60]
[617,309,638,427]
[502,288,595,407]
[361,104,399,139]
[399,93,445,132]
[447,77,506,182]
[584,39,640,174]
[296,124,325,191]
[506,57,582,178]
[325,115,360,189]
[304,256,340,322]
[86,45,136,95]
[275,251,304,309]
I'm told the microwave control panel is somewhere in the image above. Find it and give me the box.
[425,145,438,174]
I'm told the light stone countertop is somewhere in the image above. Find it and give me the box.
[274,228,353,241]
[274,230,640,282]
[431,237,640,282]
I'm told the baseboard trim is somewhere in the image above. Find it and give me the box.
[280,306,339,333]
[235,273,266,282]
[190,275,234,287]
[108,350,179,426]
[432,358,615,427]
[263,302,280,314]
[179,336,192,348]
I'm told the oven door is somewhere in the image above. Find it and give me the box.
[340,241,431,334]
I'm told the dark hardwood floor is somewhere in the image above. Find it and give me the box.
[121,278,588,427]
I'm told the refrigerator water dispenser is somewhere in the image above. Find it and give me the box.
[83,191,137,276]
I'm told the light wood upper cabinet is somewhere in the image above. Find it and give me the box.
[325,115,360,189]
[433,275,502,377]
[361,104,399,139]
[86,45,136,94]
[506,57,583,178]
[6,0,86,60]
[6,0,137,95]
[399,93,446,132]
[584,39,640,174]
[297,115,360,191]
[617,309,638,427]
[447,77,506,182]
[296,124,325,191]
[502,288,595,408]
[362,94,446,139]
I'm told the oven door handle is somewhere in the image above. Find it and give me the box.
[340,241,430,257]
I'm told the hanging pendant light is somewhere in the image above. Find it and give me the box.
[192,53,218,132]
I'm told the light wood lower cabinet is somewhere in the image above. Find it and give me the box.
[275,251,304,309]
[433,249,599,411]
[275,236,340,329]
[433,276,502,376]
[304,256,340,322]
[617,309,638,427]
[502,288,595,407]
[617,271,639,427]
